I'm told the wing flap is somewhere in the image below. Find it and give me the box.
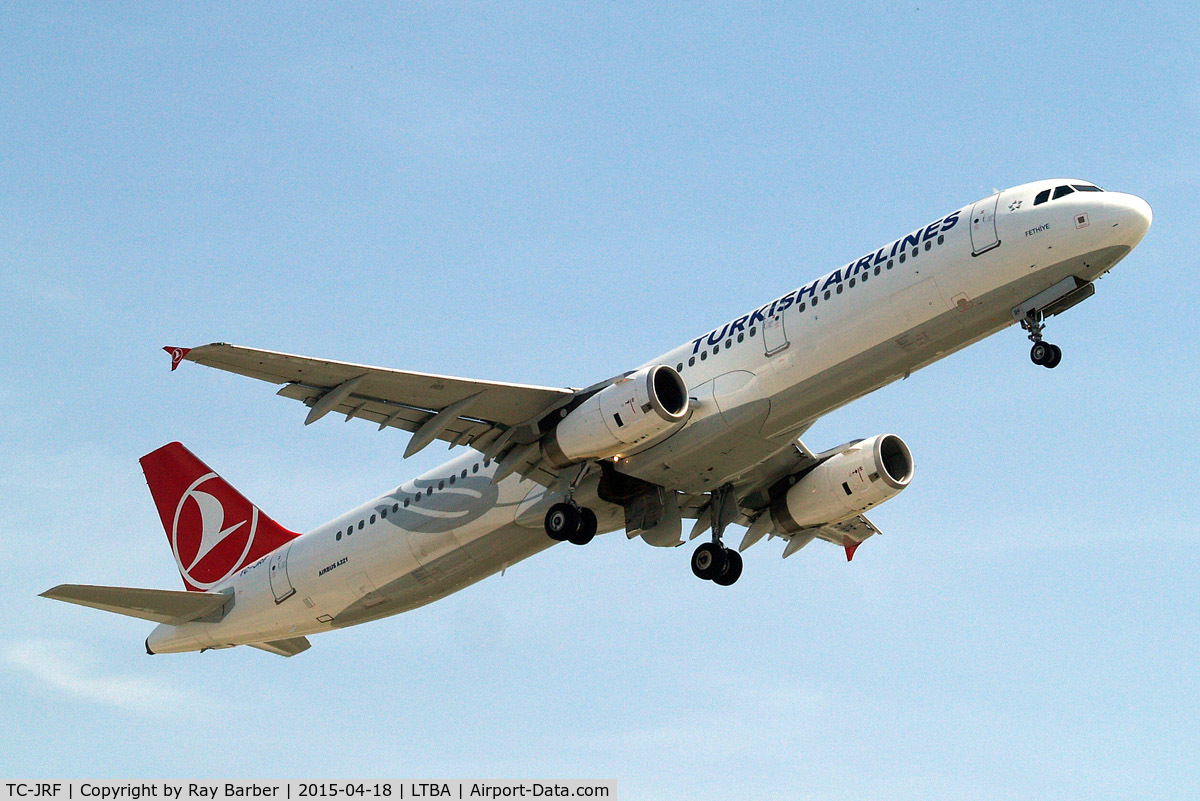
[41,584,230,625]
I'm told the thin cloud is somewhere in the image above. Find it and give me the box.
[3,638,208,716]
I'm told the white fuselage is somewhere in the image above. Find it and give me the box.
[147,179,1151,654]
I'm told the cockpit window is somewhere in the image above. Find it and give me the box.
[1036,184,1102,206]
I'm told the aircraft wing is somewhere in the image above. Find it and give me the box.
[805,514,883,560]
[168,343,579,486]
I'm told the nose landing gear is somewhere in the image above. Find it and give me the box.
[1021,310,1062,369]
[1030,339,1062,368]
[1014,277,1096,369]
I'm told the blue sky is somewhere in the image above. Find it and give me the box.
[3,2,1198,798]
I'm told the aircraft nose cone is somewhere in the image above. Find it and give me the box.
[1115,193,1152,245]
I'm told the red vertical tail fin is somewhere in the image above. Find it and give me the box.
[139,442,299,591]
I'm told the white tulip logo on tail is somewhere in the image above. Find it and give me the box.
[171,472,259,590]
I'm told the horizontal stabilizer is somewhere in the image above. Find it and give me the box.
[248,636,311,657]
[41,584,229,625]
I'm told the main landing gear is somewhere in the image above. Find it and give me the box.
[544,502,597,546]
[690,483,743,586]
[691,541,743,586]
[1020,310,1062,369]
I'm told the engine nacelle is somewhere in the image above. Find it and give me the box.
[542,365,689,468]
[771,434,914,534]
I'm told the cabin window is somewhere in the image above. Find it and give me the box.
[392,503,399,512]
[1053,185,1075,200]
[437,481,444,490]
[404,499,410,507]
[380,508,387,519]
[925,241,931,251]
[849,278,856,287]
[461,469,467,478]
[688,356,696,366]
[824,290,831,300]
[725,339,732,348]
[749,327,757,336]
[677,363,683,371]
[737,332,744,342]
[798,303,806,312]
[336,531,342,541]
[700,351,707,361]
[713,345,720,354]
[426,487,433,496]
[358,520,364,530]
[836,284,843,294]
[473,463,479,473]
[370,514,376,524]
[886,260,893,269]
[899,253,906,263]
[449,475,455,484]
[937,235,944,245]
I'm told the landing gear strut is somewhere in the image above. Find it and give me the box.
[544,464,598,546]
[690,484,743,586]
[544,502,597,545]
[1021,310,1062,369]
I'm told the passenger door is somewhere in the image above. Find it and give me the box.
[762,311,789,356]
[969,194,1001,256]
[268,545,296,604]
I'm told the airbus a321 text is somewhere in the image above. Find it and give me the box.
[44,179,1151,657]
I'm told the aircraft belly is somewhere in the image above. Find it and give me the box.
[329,522,556,628]
[618,367,785,493]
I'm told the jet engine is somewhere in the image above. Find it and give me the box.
[542,365,689,468]
[771,434,914,534]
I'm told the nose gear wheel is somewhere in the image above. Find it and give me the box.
[1021,310,1062,368]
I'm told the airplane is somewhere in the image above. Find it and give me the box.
[43,178,1152,657]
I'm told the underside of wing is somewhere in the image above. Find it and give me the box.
[677,435,819,532]
[808,514,883,560]
[675,436,886,561]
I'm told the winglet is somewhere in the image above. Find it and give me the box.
[844,539,861,562]
[163,346,191,371]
